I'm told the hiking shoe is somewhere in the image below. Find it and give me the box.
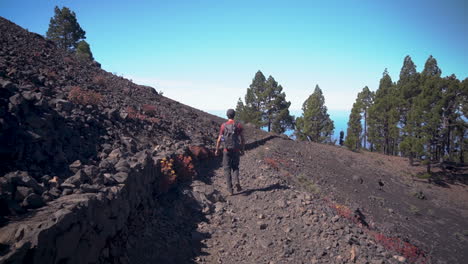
[227,188,233,195]
[236,184,242,192]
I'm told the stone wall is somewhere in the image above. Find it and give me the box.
[0,150,163,264]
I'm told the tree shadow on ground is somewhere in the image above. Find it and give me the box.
[426,170,467,188]
[237,183,289,196]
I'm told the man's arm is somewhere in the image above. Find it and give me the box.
[240,131,245,154]
[215,135,222,156]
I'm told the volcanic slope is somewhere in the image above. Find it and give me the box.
[0,16,225,263]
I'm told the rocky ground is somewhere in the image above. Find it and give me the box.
[1,16,467,264]
[118,134,467,264]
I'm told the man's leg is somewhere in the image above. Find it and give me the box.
[223,151,233,194]
[231,151,241,191]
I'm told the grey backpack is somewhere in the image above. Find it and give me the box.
[223,122,240,150]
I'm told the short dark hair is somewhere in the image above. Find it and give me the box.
[226,109,235,119]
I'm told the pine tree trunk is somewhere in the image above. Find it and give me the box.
[363,110,367,149]
[446,125,451,161]
[460,147,464,164]
[409,154,414,166]
[426,161,431,173]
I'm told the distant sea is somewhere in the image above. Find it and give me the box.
[207,109,350,143]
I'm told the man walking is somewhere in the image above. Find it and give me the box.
[215,109,245,195]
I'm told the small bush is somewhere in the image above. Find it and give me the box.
[408,205,420,215]
[159,158,176,192]
[416,173,431,179]
[412,190,426,200]
[68,86,102,105]
[92,74,107,87]
[297,174,320,194]
[454,232,466,242]
[126,106,160,124]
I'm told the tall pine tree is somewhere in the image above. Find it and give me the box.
[345,101,363,151]
[295,85,334,143]
[397,56,421,163]
[237,71,293,133]
[264,76,294,133]
[356,86,374,148]
[412,55,443,172]
[237,71,265,127]
[46,6,86,50]
[368,69,399,155]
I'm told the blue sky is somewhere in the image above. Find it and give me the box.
[1,0,467,112]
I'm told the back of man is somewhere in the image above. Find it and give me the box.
[215,109,245,195]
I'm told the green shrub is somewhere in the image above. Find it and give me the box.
[297,174,320,194]
[416,173,431,179]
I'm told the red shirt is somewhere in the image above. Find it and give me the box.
[219,120,243,151]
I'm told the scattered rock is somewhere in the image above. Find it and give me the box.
[112,172,128,183]
[21,193,45,209]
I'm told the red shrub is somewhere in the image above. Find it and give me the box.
[175,155,196,181]
[189,146,211,160]
[63,56,74,64]
[126,106,160,124]
[142,104,157,116]
[333,204,353,220]
[68,86,103,105]
[264,158,280,170]
[371,231,427,263]
[327,199,428,264]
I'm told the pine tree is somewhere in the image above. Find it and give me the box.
[397,55,421,124]
[462,78,468,118]
[439,75,465,163]
[345,101,362,151]
[270,97,294,134]
[237,71,293,133]
[460,78,468,163]
[239,71,266,127]
[264,76,279,131]
[356,86,374,148]
[235,98,245,120]
[415,56,444,172]
[368,69,399,155]
[421,55,442,77]
[264,76,294,133]
[46,6,86,50]
[75,40,93,61]
[397,56,421,163]
[295,85,334,143]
